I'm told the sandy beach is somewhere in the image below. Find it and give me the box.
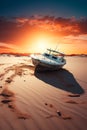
[0,54,87,130]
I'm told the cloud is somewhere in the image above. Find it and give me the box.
[50,17,87,36]
[0,42,18,53]
[24,16,87,35]
[64,34,87,41]
[0,46,11,49]
[0,15,87,45]
[0,45,13,53]
[78,18,87,34]
[0,17,20,43]
[61,34,87,45]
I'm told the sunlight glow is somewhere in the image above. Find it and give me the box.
[36,38,49,52]
[25,32,54,53]
[14,29,87,54]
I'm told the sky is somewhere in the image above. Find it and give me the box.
[0,0,87,54]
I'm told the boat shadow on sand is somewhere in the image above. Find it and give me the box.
[34,68,84,94]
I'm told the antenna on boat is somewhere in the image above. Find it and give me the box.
[55,42,59,51]
[55,45,58,51]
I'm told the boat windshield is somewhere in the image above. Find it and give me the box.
[44,53,50,57]
[52,56,57,59]
[46,49,64,57]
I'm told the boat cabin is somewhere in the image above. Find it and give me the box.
[43,48,64,60]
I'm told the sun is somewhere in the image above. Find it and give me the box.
[36,38,48,51]
[24,31,55,53]
[29,33,51,53]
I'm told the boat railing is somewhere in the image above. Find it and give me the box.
[47,48,64,56]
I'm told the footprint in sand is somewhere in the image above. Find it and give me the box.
[0,88,30,120]
[45,103,72,120]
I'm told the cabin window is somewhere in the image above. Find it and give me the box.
[52,56,57,59]
[44,53,50,57]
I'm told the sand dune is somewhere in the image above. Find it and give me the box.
[0,55,87,130]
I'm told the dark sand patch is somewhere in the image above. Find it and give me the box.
[8,102,16,110]
[17,112,31,120]
[2,64,34,86]
[0,73,5,78]
[0,88,14,97]
[0,65,16,80]
[46,115,58,118]
[0,64,5,66]
[65,100,78,104]
[1,99,13,104]
[62,115,72,120]
[45,103,72,120]
[0,63,34,120]
[15,67,23,76]
[5,77,13,83]
[0,88,30,120]
[20,64,35,71]
[68,94,80,97]
[8,102,31,120]
[1,64,34,83]
[80,101,87,104]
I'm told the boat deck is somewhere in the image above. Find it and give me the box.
[32,53,65,65]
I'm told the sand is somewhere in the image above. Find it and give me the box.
[0,54,87,130]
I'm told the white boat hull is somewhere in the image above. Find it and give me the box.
[31,48,66,71]
[31,57,65,71]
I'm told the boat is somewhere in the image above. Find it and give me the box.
[31,48,66,71]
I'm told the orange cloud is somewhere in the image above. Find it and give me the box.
[0,16,87,39]
[0,16,87,54]
[16,17,28,24]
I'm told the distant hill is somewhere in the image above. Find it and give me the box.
[0,52,31,56]
[65,54,87,57]
[0,52,87,57]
